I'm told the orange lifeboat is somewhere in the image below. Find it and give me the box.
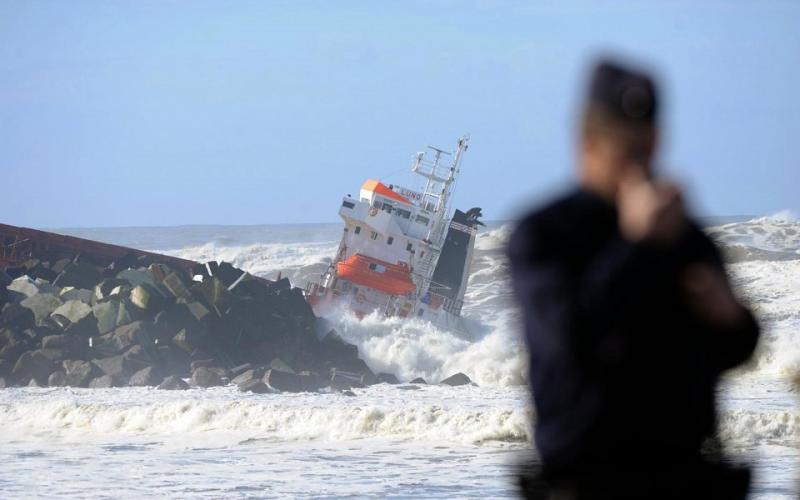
[337,254,416,296]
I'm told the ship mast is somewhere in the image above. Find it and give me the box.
[412,135,469,221]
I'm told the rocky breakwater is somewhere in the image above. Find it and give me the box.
[0,255,471,393]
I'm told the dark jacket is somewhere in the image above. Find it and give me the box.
[508,188,759,488]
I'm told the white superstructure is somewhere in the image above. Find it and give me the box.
[305,136,482,331]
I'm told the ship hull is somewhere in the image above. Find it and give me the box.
[304,136,479,334]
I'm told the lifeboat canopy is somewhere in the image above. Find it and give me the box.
[337,253,415,296]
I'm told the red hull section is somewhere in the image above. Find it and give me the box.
[336,253,415,296]
[0,222,197,272]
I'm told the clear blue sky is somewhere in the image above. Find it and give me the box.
[1,1,798,227]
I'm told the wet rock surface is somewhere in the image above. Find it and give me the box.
[439,372,473,386]
[1,254,401,392]
[157,375,189,391]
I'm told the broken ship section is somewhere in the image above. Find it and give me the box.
[306,136,483,331]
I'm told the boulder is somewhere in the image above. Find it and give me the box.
[94,278,129,301]
[192,277,232,313]
[229,363,255,378]
[105,253,140,275]
[205,366,230,380]
[162,272,192,300]
[11,350,55,384]
[62,360,99,387]
[0,328,22,347]
[157,375,189,390]
[330,369,366,391]
[0,340,26,364]
[320,332,360,367]
[191,366,223,387]
[231,367,266,386]
[50,258,72,275]
[54,262,102,290]
[92,301,121,335]
[238,379,271,394]
[172,328,207,354]
[20,293,63,324]
[0,269,12,289]
[63,314,99,337]
[7,276,43,298]
[186,301,211,322]
[52,300,93,324]
[117,268,158,289]
[39,347,66,362]
[48,370,67,387]
[440,372,473,386]
[41,334,77,351]
[189,347,212,361]
[42,336,83,360]
[331,359,378,386]
[92,355,135,379]
[150,310,171,337]
[377,372,400,385]
[4,266,27,280]
[24,325,57,343]
[1,302,35,330]
[1,288,26,305]
[155,343,190,374]
[130,284,165,311]
[46,314,72,330]
[205,261,244,287]
[59,287,94,304]
[96,321,151,353]
[122,344,156,372]
[148,263,172,283]
[128,366,162,387]
[109,285,131,298]
[92,299,136,335]
[265,369,325,393]
[24,262,58,283]
[189,359,217,372]
[409,377,427,384]
[88,374,121,388]
[269,358,295,374]
[116,300,135,327]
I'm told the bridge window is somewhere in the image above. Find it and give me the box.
[387,237,394,245]
[415,215,429,226]
[406,243,413,251]
[342,200,355,209]
[368,263,386,273]
[354,226,361,234]
[370,231,378,240]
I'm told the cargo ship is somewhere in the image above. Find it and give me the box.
[305,136,482,331]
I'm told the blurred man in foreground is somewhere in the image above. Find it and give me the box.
[508,60,760,499]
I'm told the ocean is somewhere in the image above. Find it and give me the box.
[0,214,798,498]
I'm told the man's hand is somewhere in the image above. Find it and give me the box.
[617,167,686,245]
[683,263,746,329]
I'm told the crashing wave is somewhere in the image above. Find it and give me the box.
[0,388,532,445]
[149,220,799,388]
[707,213,800,262]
